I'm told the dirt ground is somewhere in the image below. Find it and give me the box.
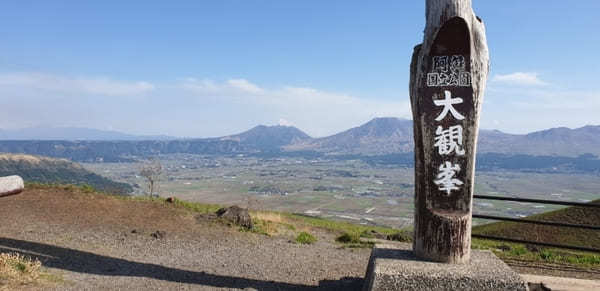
[0,187,371,290]
[0,186,597,290]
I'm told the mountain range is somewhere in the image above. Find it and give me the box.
[284,118,414,155]
[1,118,599,159]
[0,127,175,141]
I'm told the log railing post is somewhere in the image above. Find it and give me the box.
[0,175,24,197]
[410,0,489,264]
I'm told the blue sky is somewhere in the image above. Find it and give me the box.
[1,0,599,137]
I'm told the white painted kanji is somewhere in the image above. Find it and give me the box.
[449,55,466,74]
[433,56,449,72]
[427,55,471,87]
[434,90,465,121]
[434,161,464,195]
[434,125,465,156]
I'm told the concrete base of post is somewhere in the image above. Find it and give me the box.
[363,243,528,291]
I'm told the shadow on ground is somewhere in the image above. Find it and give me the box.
[0,237,363,290]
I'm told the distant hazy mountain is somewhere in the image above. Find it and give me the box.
[1,119,599,159]
[0,153,133,194]
[286,117,600,157]
[285,117,413,155]
[0,139,247,162]
[478,125,600,157]
[221,125,312,151]
[0,127,176,141]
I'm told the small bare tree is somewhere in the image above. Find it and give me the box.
[140,157,162,197]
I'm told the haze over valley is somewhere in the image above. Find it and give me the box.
[2,118,597,229]
[2,2,600,288]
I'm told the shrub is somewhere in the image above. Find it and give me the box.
[246,219,277,236]
[539,249,558,261]
[509,245,528,256]
[295,232,317,245]
[387,231,412,242]
[336,232,361,244]
[0,252,42,285]
[79,184,96,193]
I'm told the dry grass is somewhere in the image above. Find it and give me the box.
[252,211,285,224]
[0,252,42,290]
[250,211,302,236]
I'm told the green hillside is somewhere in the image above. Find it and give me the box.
[473,199,600,249]
[0,154,133,194]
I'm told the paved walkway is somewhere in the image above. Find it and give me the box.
[521,274,600,291]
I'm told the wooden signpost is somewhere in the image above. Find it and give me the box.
[364,4,525,290]
[410,0,489,264]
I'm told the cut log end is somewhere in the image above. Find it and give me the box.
[0,175,25,197]
[414,210,472,264]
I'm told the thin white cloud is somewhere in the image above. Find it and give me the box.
[278,118,293,126]
[0,72,155,96]
[511,89,600,110]
[3,71,598,138]
[492,72,548,87]
[0,72,410,137]
[482,78,600,134]
[227,79,264,94]
[179,78,411,137]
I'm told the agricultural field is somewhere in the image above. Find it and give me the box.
[83,154,600,229]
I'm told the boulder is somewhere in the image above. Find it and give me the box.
[0,175,24,197]
[150,230,166,239]
[216,205,253,229]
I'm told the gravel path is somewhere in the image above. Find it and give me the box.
[0,187,371,290]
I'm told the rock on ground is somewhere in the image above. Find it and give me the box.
[0,175,24,197]
[216,205,253,229]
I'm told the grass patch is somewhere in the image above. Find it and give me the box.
[167,197,222,214]
[248,211,298,236]
[283,213,400,237]
[250,210,409,245]
[359,230,375,239]
[295,232,317,245]
[335,232,374,248]
[472,238,600,269]
[509,245,528,256]
[471,199,600,269]
[473,199,600,250]
[336,232,361,244]
[0,252,44,289]
[79,183,96,193]
[252,211,284,224]
[386,231,412,242]
[246,218,278,236]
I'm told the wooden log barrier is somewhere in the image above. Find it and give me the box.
[409,0,489,264]
[0,175,25,197]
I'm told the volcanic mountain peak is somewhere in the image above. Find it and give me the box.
[221,124,312,150]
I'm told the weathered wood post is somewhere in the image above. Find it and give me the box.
[410,0,489,263]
